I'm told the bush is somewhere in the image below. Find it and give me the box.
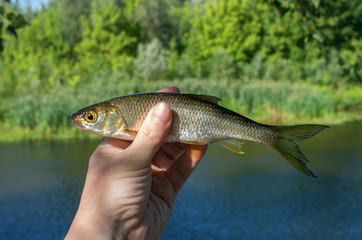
[133,38,169,81]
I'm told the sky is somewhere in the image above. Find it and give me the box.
[14,0,49,10]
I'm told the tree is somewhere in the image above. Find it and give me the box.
[182,0,268,77]
[0,2,70,96]
[134,38,169,81]
[75,0,140,74]
[0,0,26,53]
[57,0,92,54]
[133,0,181,47]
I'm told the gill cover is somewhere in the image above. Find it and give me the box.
[105,108,125,133]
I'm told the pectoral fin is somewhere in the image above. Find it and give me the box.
[183,141,208,145]
[117,129,138,139]
[218,139,245,154]
[126,130,138,138]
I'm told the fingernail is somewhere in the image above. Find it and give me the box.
[152,102,171,124]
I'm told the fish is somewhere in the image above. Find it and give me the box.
[70,92,328,177]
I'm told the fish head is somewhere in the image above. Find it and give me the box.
[70,102,129,138]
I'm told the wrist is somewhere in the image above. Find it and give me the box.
[65,208,115,240]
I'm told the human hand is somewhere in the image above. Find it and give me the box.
[66,87,208,240]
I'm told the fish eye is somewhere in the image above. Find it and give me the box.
[85,111,97,123]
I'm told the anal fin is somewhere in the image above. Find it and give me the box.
[218,139,245,154]
[183,141,208,145]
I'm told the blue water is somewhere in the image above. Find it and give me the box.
[0,122,361,240]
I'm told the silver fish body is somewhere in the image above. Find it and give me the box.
[70,92,328,177]
[107,93,277,144]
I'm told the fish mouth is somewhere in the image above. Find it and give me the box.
[69,113,76,124]
[69,113,83,129]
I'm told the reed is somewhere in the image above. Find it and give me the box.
[1,75,361,142]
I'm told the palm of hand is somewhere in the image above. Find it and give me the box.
[89,139,207,240]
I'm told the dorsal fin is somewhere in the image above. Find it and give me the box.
[187,94,221,105]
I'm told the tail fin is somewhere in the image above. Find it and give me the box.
[273,125,328,177]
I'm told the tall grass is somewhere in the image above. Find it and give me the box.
[2,71,361,142]
[170,79,361,123]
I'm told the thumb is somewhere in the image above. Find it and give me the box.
[125,102,173,169]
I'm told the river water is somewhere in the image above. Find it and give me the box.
[0,121,361,240]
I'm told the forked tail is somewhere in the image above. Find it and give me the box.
[273,125,328,177]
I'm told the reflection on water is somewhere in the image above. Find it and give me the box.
[0,141,96,240]
[0,122,361,240]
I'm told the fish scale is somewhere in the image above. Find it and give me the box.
[108,93,275,144]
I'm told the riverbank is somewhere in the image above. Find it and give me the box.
[1,109,361,143]
[1,78,361,142]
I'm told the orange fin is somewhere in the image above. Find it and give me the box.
[218,139,245,154]
[183,141,208,145]
[123,129,138,139]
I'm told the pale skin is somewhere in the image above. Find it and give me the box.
[65,87,208,240]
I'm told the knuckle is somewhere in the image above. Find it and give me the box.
[141,126,154,140]
[141,125,161,141]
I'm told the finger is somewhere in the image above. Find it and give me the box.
[125,102,173,169]
[89,138,132,168]
[157,87,180,93]
[99,137,132,151]
[166,144,208,194]
[150,169,176,209]
[155,85,182,168]
[152,143,187,170]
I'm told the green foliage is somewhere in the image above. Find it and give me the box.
[166,38,179,78]
[57,0,92,51]
[75,0,139,75]
[133,38,169,81]
[0,0,27,52]
[182,0,268,77]
[3,75,360,131]
[340,38,362,84]
[0,2,70,97]
[208,48,235,79]
[133,0,181,46]
[0,0,361,141]
[261,0,362,81]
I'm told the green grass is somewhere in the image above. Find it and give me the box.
[0,77,361,142]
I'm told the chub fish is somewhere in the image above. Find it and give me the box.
[70,92,328,177]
